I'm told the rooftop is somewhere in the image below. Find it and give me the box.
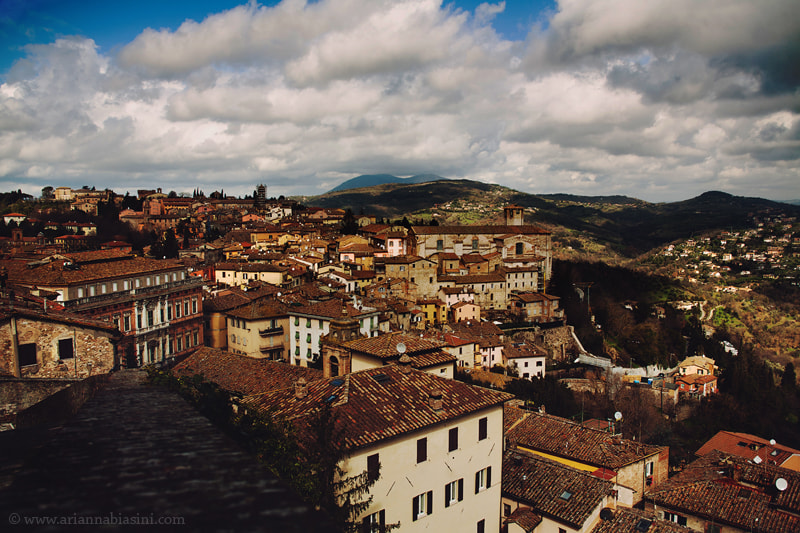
[248,365,513,452]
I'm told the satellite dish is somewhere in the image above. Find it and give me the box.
[599,508,614,521]
[753,456,762,464]
[614,411,623,421]
[770,439,776,445]
[776,478,788,491]
[396,342,406,354]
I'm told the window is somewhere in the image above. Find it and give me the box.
[478,417,488,440]
[444,479,463,507]
[516,242,524,255]
[558,529,567,533]
[192,298,198,314]
[123,314,131,331]
[58,338,74,359]
[412,491,432,521]
[193,330,199,346]
[137,314,142,329]
[294,317,299,326]
[184,299,190,316]
[503,504,511,517]
[167,305,172,320]
[175,303,181,318]
[449,428,458,452]
[664,512,687,526]
[19,343,37,366]
[306,333,312,343]
[176,336,182,352]
[477,519,485,533]
[706,525,721,533]
[436,239,443,251]
[77,287,84,298]
[417,438,427,463]
[306,318,311,328]
[160,308,165,323]
[362,510,385,533]
[367,454,380,482]
[475,467,491,493]
[147,310,154,327]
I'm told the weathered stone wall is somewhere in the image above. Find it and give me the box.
[0,318,117,379]
[14,374,109,428]
[0,378,77,413]
[515,325,579,364]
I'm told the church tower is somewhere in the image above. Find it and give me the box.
[504,205,524,226]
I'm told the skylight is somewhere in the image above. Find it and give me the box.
[559,490,572,501]
[372,373,390,384]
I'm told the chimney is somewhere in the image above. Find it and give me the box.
[399,354,412,374]
[294,377,308,399]
[428,389,443,411]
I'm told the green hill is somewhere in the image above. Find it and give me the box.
[301,181,800,258]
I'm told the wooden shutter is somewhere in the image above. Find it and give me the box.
[444,483,451,508]
[426,490,433,516]
[487,466,492,488]
[458,478,464,501]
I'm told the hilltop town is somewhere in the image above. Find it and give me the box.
[0,185,799,533]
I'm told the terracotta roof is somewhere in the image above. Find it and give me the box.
[504,507,542,532]
[228,301,289,320]
[696,431,800,467]
[290,299,377,320]
[0,304,119,334]
[375,255,429,265]
[676,374,717,385]
[248,365,513,452]
[646,450,800,532]
[505,406,665,470]
[503,449,614,529]
[504,343,545,359]
[343,331,445,358]
[512,292,560,303]
[172,347,322,397]
[590,508,691,533]
[215,262,288,273]
[2,255,184,286]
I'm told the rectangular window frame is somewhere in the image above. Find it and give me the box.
[417,438,427,464]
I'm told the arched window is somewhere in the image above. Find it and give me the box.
[330,356,340,377]
[515,242,524,255]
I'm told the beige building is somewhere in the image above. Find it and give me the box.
[215,261,289,288]
[226,301,290,361]
[250,363,514,533]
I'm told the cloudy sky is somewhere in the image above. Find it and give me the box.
[1,0,798,202]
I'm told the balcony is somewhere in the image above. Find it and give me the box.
[259,326,283,337]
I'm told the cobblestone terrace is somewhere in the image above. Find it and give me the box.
[0,370,335,532]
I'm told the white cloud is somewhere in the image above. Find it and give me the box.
[0,0,798,202]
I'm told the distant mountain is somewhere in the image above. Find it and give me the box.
[329,174,448,193]
[303,181,800,258]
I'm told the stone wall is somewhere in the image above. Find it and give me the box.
[13,374,109,428]
[0,378,78,414]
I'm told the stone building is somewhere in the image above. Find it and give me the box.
[0,305,120,379]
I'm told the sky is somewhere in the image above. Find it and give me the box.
[0,0,798,203]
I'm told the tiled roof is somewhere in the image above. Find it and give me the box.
[504,343,545,359]
[0,304,119,333]
[2,255,184,286]
[696,430,800,466]
[504,507,542,532]
[172,347,322,396]
[646,450,800,533]
[343,331,444,358]
[247,365,513,452]
[412,225,549,235]
[675,374,717,385]
[375,255,428,264]
[590,508,691,533]
[512,292,560,303]
[505,406,664,469]
[503,449,614,529]
[228,301,289,320]
[289,299,377,320]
